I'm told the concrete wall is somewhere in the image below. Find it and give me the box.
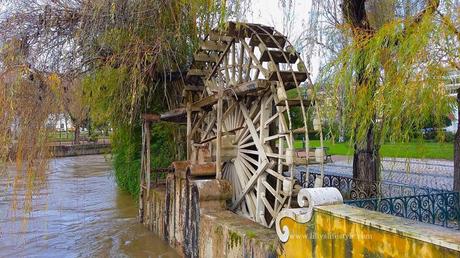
[279,205,460,258]
[50,143,110,157]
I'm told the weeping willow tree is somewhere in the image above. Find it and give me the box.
[0,37,65,213]
[0,0,248,199]
[310,0,454,183]
[434,0,460,191]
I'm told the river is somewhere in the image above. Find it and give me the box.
[0,155,179,258]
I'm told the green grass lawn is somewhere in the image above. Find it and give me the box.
[294,140,454,160]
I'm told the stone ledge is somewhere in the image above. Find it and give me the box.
[316,204,460,251]
[200,210,279,258]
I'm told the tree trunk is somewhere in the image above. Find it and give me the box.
[352,124,380,198]
[454,89,460,191]
[352,125,380,182]
[74,124,80,144]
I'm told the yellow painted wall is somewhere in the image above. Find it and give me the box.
[279,210,459,258]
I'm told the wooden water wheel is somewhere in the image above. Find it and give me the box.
[179,22,320,228]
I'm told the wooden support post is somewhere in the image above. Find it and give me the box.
[256,94,270,226]
[139,113,159,223]
[139,120,146,223]
[186,102,192,160]
[145,120,152,196]
[216,89,223,179]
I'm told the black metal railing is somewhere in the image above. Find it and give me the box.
[298,171,459,229]
[299,171,447,200]
[345,192,460,229]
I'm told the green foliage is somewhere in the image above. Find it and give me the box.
[320,14,454,148]
[111,122,182,197]
[295,139,454,160]
[151,122,184,169]
[82,66,128,126]
[112,125,142,197]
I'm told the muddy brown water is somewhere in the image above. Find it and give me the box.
[0,155,179,258]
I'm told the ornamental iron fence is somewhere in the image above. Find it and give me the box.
[298,171,459,230]
[299,171,447,200]
[345,192,460,229]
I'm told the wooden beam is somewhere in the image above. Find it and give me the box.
[260,49,298,63]
[216,89,223,179]
[187,68,209,77]
[142,113,160,122]
[184,85,204,92]
[231,160,270,210]
[160,108,187,123]
[206,38,235,81]
[249,34,286,48]
[209,33,233,42]
[186,103,192,160]
[227,79,270,96]
[192,94,219,110]
[200,40,227,52]
[268,71,308,82]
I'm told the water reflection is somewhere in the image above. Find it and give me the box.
[0,155,179,258]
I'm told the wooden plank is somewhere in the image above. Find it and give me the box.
[239,102,267,161]
[201,114,217,141]
[186,104,192,160]
[145,122,151,196]
[240,40,269,77]
[190,112,207,139]
[227,21,274,37]
[209,33,233,42]
[268,71,308,82]
[141,113,160,122]
[231,160,269,210]
[249,34,286,48]
[192,94,219,110]
[238,43,244,83]
[160,108,187,122]
[194,52,218,63]
[227,79,270,96]
[244,45,255,81]
[187,68,209,77]
[260,49,298,63]
[232,43,236,81]
[200,40,227,52]
[216,89,223,179]
[244,22,274,34]
[206,38,235,81]
[234,159,257,215]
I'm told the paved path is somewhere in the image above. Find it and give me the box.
[296,156,454,190]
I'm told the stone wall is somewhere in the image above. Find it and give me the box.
[50,143,110,157]
[141,164,279,258]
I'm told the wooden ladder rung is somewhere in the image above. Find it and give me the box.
[260,49,298,63]
[249,34,286,48]
[268,71,308,83]
[200,40,227,52]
